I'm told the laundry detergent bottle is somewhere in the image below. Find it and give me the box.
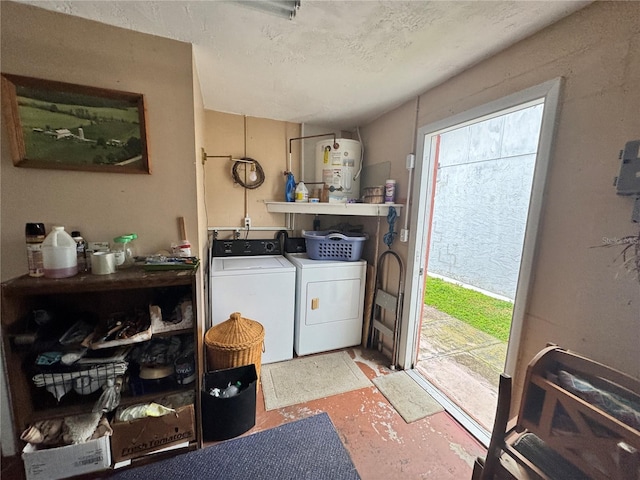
[42,226,78,278]
[285,172,296,202]
[295,181,309,202]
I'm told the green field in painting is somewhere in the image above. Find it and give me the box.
[23,129,135,165]
[19,96,138,123]
[17,105,90,130]
[17,97,142,165]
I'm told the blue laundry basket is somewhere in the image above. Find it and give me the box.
[303,231,368,261]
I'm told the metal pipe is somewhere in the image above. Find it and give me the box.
[404,164,414,231]
[355,127,364,182]
[202,152,254,165]
[208,226,291,232]
[287,133,338,173]
[403,96,420,232]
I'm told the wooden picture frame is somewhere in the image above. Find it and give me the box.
[1,74,150,174]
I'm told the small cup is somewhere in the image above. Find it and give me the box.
[91,252,116,275]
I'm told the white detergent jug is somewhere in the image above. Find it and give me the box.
[42,226,78,278]
[295,181,309,202]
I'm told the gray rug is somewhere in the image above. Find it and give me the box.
[372,371,443,423]
[110,412,360,480]
[261,351,372,410]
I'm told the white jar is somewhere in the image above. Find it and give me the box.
[42,226,78,278]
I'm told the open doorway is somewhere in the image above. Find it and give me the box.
[402,79,562,445]
[415,100,544,432]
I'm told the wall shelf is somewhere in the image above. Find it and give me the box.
[264,201,402,217]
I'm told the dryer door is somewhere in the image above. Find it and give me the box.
[305,278,361,325]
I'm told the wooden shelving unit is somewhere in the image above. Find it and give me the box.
[1,267,202,464]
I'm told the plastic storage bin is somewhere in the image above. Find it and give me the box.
[201,364,257,441]
[303,230,368,261]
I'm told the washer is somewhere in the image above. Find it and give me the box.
[285,253,366,356]
[210,239,295,364]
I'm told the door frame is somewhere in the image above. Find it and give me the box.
[399,78,563,374]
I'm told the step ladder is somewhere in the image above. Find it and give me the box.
[368,250,404,369]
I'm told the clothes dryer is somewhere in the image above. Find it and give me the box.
[285,253,366,356]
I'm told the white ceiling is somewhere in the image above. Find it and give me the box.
[16,1,590,130]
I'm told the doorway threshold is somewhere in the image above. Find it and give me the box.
[406,369,491,447]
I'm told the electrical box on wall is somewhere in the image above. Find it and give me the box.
[614,139,640,195]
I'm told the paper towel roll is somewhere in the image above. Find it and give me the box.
[91,252,116,275]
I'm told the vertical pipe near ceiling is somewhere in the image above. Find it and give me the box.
[404,96,420,233]
[244,116,248,221]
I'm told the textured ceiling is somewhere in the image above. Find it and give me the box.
[15,1,590,129]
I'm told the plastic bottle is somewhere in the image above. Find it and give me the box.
[41,226,78,278]
[71,231,87,272]
[112,235,135,269]
[285,172,296,202]
[295,181,309,203]
[25,223,46,277]
[127,233,138,262]
[220,381,242,398]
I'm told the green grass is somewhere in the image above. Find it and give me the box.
[424,276,513,342]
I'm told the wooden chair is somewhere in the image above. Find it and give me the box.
[473,346,640,480]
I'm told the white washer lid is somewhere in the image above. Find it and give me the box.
[211,255,295,275]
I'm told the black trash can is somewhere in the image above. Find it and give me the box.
[201,364,257,441]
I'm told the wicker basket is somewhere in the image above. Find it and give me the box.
[204,312,265,382]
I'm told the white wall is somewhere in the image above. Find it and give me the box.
[362,2,640,398]
[428,104,543,300]
[202,110,307,235]
[1,1,201,454]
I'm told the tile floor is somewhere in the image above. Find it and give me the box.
[2,346,487,480]
[242,347,486,479]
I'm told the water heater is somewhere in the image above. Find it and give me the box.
[315,138,362,203]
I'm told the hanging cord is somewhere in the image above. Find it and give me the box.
[383,206,397,249]
[231,157,265,189]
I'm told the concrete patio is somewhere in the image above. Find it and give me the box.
[414,305,508,431]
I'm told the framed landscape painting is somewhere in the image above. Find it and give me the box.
[1,74,150,174]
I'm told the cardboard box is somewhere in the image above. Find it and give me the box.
[110,404,195,463]
[22,435,111,480]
